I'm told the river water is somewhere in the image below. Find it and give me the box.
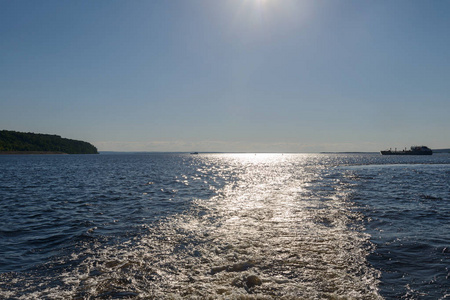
[0,153,449,299]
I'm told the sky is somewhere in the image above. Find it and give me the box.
[1,0,449,152]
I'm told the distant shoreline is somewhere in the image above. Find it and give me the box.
[0,130,98,154]
[0,151,68,155]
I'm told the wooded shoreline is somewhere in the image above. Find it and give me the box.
[0,151,68,155]
[0,130,98,154]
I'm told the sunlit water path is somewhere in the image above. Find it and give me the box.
[0,153,449,299]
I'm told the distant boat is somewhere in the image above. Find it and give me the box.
[190,152,199,155]
[380,146,432,155]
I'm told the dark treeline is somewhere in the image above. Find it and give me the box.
[0,130,98,154]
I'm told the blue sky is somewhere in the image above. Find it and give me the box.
[1,0,449,152]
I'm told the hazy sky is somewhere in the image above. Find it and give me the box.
[1,0,449,152]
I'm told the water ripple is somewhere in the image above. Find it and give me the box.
[1,153,449,299]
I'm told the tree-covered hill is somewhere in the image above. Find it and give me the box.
[0,130,98,154]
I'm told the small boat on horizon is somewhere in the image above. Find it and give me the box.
[190,152,199,155]
[380,146,432,155]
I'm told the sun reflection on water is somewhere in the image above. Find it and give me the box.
[1,154,381,299]
[125,153,380,298]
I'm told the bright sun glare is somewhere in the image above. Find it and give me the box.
[250,0,272,10]
[237,0,309,27]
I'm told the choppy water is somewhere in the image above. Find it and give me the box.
[0,153,449,299]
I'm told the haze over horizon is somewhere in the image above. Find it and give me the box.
[1,1,449,153]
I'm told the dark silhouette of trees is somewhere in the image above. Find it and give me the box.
[0,130,98,154]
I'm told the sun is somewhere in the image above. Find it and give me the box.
[230,0,311,35]
[238,0,275,23]
[250,0,271,9]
